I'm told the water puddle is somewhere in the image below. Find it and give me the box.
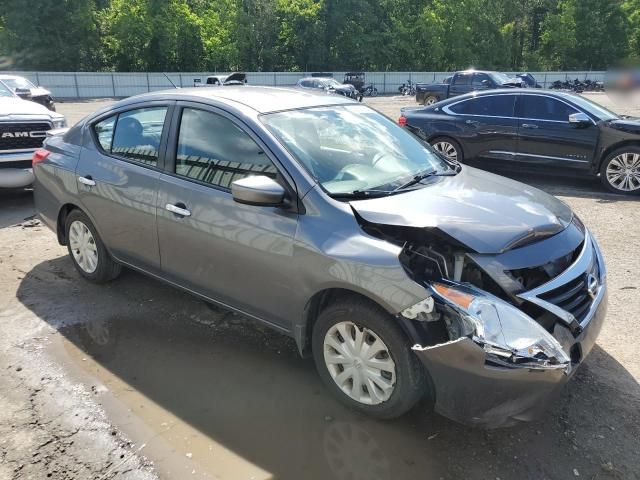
[50,310,446,480]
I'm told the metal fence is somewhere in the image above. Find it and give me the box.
[4,71,607,99]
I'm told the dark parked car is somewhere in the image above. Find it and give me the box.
[415,70,523,105]
[296,76,361,100]
[0,74,56,111]
[343,72,365,92]
[34,87,606,427]
[400,89,640,194]
[516,73,542,88]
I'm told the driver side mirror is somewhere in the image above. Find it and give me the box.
[15,87,31,99]
[231,175,285,206]
[568,112,590,127]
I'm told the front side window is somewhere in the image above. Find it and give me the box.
[94,106,167,166]
[472,73,491,86]
[1,76,36,90]
[175,108,277,189]
[262,105,452,196]
[516,95,578,122]
[449,95,515,117]
[0,81,14,97]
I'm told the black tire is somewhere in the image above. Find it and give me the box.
[65,209,122,283]
[423,95,439,106]
[430,136,464,163]
[312,297,426,419]
[599,146,640,195]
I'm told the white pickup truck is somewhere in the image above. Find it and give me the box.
[0,82,66,188]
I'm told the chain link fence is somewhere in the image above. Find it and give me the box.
[3,71,606,99]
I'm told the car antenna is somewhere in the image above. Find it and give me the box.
[163,73,179,89]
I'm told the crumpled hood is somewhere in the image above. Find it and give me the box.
[349,166,573,254]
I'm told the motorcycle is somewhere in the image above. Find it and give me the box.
[361,83,378,97]
[398,80,416,96]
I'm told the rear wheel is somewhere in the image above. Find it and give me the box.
[65,210,122,283]
[312,297,426,419]
[430,137,463,163]
[423,95,438,106]
[600,147,640,195]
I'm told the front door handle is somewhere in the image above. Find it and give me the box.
[78,175,96,186]
[521,123,539,129]
[165,203,191,217]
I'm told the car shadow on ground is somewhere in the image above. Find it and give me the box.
[17,255,640,480]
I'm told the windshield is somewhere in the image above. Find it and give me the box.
[566,94,619,121]
[262,105,452,195]
[1,76,35,90]
[0,82,13,97]
[491,72,514,84]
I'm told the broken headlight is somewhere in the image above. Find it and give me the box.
[431,283,571,370]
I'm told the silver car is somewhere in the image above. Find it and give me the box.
[34,87,607,427]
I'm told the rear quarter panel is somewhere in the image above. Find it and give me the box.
[33,134,82,235]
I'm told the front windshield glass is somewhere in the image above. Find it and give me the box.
[490,72,514,84]
[0,82,13,97]
[1,77,35,90]
[262,105,452,195]
[566,94,618,121]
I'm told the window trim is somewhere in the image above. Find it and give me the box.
[443,93,517,118]
[442,92,596,124]
[163,101,299,205]
[89,101,175,171]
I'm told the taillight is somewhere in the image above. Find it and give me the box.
[398,116,407,126]
[32,149,50,166]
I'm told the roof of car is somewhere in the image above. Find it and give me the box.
[120,86,356,114]
[0,74,20,79]
[437,88,581,103]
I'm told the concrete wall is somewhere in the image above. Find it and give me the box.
[4,71,606,98]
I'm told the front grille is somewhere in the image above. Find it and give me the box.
[538,262,599,323]
[0,122,51,150]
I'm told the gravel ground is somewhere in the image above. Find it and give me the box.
[0,92,639,480]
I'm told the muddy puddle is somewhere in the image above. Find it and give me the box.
[51,308,448,480]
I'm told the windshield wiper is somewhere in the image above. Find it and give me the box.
[393,168,457,191]
[331,189,395,199]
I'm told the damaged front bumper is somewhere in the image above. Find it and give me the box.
[412,281,607,428]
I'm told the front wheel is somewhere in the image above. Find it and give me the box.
[312,298,426,419]
[371,88,378,97]
[600,147,640,195]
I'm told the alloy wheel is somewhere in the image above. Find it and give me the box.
[432,141,458,161]
[425,97,437,105]
[68,220,99,273]
[323,321,396,405]
[606,153,640,192]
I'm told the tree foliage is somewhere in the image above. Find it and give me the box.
[0,0,637,71]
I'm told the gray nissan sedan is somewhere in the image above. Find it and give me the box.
[33,87,607,427]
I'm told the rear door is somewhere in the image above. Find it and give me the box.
[76,102,173,274]
[156,103,299,328]
[443,93,518,162]
[514,94,597,170]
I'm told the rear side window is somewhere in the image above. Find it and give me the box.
[94,106,168,166]
[448,95,515,117]
[516,95,578,122]
[175,108,277,189]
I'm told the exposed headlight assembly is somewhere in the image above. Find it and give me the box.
[430,283,571,371]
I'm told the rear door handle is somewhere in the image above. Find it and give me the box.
[465,119,480,126]
[165,203,191,217]
[521,123,539,129]
[78,175,96,186]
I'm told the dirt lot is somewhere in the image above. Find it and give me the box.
[0,93,639,480]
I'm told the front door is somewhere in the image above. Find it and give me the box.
[515,94,598,171]
[156,104,299,329]
[76,103,172,273]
